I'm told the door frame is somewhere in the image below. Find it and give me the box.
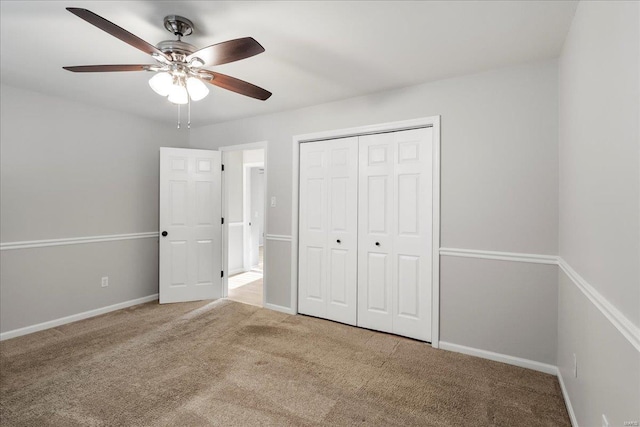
[291,116,441,348]
[219,141,268,306]
[243,162,265,272]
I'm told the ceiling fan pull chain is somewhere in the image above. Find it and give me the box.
[187,97,191,129]
[177,104,181,129]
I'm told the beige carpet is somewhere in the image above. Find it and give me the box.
[0,300,570,426]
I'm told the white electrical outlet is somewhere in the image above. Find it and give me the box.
[270,196,276,207]
[602,414,609,427]
[101,276,109,287]
[573,353,577,378]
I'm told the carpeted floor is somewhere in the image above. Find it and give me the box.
[0,299,570,426]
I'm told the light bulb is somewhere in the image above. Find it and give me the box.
[186,77,209,101]
[168,83,188,105]
[148,72,172,96]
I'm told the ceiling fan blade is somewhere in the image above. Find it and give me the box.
[66,8,170,60]
[63,65,153,72]
[187,37,265,66]
[199,70,272,101]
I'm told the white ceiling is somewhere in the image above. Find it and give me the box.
[1,1,578,127]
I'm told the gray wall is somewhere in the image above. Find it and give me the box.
[441,257,558,365]
[0,84,188,333]
[557,1,640,425]
[190,60,560,363]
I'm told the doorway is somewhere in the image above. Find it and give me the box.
[221,143,267,307]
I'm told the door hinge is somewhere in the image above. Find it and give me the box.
[221,271,224,278]
[221,164,225,172]
[221,217,224,224]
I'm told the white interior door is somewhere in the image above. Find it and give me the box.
[298,137,358,325]
[357,134,394,333]
[358,128,433,341]
[159,147,222,304]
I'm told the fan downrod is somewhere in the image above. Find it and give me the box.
[164,15,194,38]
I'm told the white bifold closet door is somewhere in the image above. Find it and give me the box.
[358,128,433,342]
[298,137,358,325]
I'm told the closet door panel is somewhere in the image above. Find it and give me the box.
[298,143,328,318]
[392,128,433,341]
[358,133,394,333]
[326,138,358,325]
[299,137,358,325]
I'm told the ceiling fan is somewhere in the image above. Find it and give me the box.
[63,8,272,109]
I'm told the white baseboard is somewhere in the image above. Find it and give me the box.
[439,341,557,375]
[0,294,159,341]
[556,367,578,427]
[263,302,296,315]
[228,267,246,276]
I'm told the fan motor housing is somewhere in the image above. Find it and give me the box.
[157,40,197,57]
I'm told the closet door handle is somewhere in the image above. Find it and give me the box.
[336,239,341,244]
[161,231,168,237]
[375,241,380,246]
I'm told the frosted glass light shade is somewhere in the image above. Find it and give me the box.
[168,84,188,105]
[186,77,209,101]
[148,72,172,96]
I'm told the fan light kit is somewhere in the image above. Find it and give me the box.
[63,9,271,128]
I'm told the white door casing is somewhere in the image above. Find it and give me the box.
[358,128,433,341]
[298,137,358,325]
[159,147,222,304]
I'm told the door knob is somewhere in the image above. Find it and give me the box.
[162,231,168,237]
[375,241,380,246]
[337,239,341,244]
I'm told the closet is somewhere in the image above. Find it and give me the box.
[298,127,434,342]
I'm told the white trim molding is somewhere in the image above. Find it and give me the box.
[439,248,558,265]
[439,341,557,375]
[558,257,640,353]
[0,294,159,341]
[265,234,293,242]
[556,367,579,427]
[0,232,159,251]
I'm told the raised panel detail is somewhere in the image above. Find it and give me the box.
[330,177,347,232]
[397,255,419,318]
[306,247,324,300]
[195,181,213,225]
[306,178,324,231]
[171,158,186,171]
[196,240,213,284]
[329,249,348,305]
[331,148,349,167]
[368,145,387,165]
[170,181,187,225]
[170,241,188,287]
[197,159,212,172]
[398,174,419,235]
[367,253,388,312]
[398,142,420,163]
[307,150,325,168]
[368,176,387,233]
